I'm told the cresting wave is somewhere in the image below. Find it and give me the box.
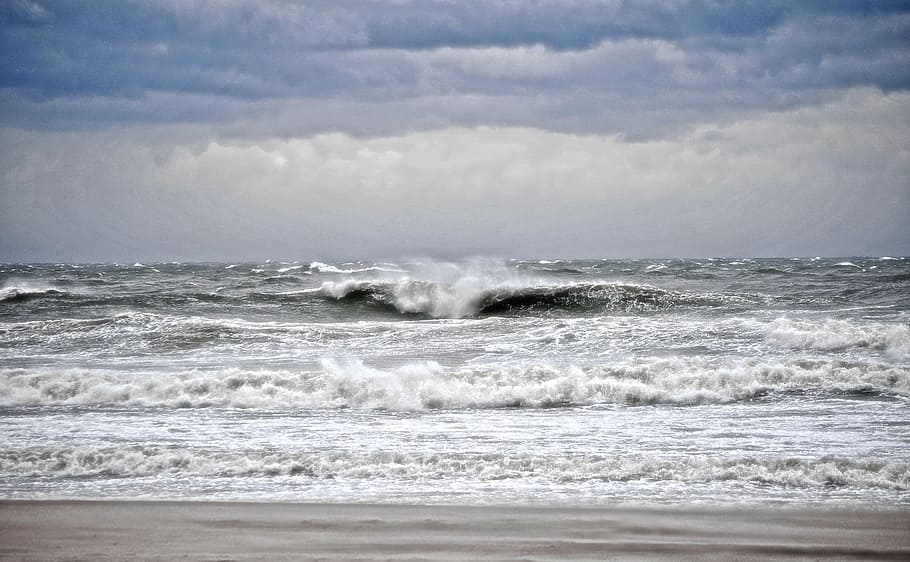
[0,286,68,303]
[765,318,910,360]
[2,358,906,410]
[320,280,736,318]
[1,446,906,491]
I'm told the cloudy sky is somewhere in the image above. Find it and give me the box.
[1,0,908,261]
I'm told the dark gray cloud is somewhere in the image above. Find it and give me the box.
[2,0,908,136]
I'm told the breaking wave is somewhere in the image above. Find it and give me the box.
[320,280,735,318]
[2,358,906,410]
[1,446,906,491]
[766,318,910,360]
[0,286,69,303]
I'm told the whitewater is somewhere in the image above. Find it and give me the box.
[1,257,908,505]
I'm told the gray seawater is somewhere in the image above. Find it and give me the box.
[1,258,908,505]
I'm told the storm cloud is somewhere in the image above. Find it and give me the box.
[1,1,908,260]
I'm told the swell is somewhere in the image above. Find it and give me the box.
[1,446,906,491]
[2,358,906,410]
[0,287,323,311]
[5,259,907,317]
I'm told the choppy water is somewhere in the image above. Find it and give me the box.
[1,257,908,505]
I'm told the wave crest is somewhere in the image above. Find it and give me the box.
[0,286,68,303]
[766,318,910,360]
[309,261,403,274]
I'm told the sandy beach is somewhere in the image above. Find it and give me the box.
[1,501,907,561]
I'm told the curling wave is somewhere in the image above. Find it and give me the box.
[320,280,734,318]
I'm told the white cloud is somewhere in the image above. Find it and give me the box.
[1,88,907,260]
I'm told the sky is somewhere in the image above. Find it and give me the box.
[1,0,909,261]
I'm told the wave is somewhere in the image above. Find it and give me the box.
[834,262,863,269]
[0,312,256,354]
[309,261,403,274]
[765,318,910,360]
[0,286,322,311]
[320,280,734,318]
[261,274,307,285]
[275,265,306,274]
[0,286,69,303]
[2,357,906,410]
[748,267,800,276]
[1,446,905,491]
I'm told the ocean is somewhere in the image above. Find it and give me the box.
[1,258,908,506]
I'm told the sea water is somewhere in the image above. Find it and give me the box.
[1,258,908,505]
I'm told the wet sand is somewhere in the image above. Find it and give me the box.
[1,500,908,561]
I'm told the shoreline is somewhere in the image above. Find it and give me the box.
[2,500,908,560]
